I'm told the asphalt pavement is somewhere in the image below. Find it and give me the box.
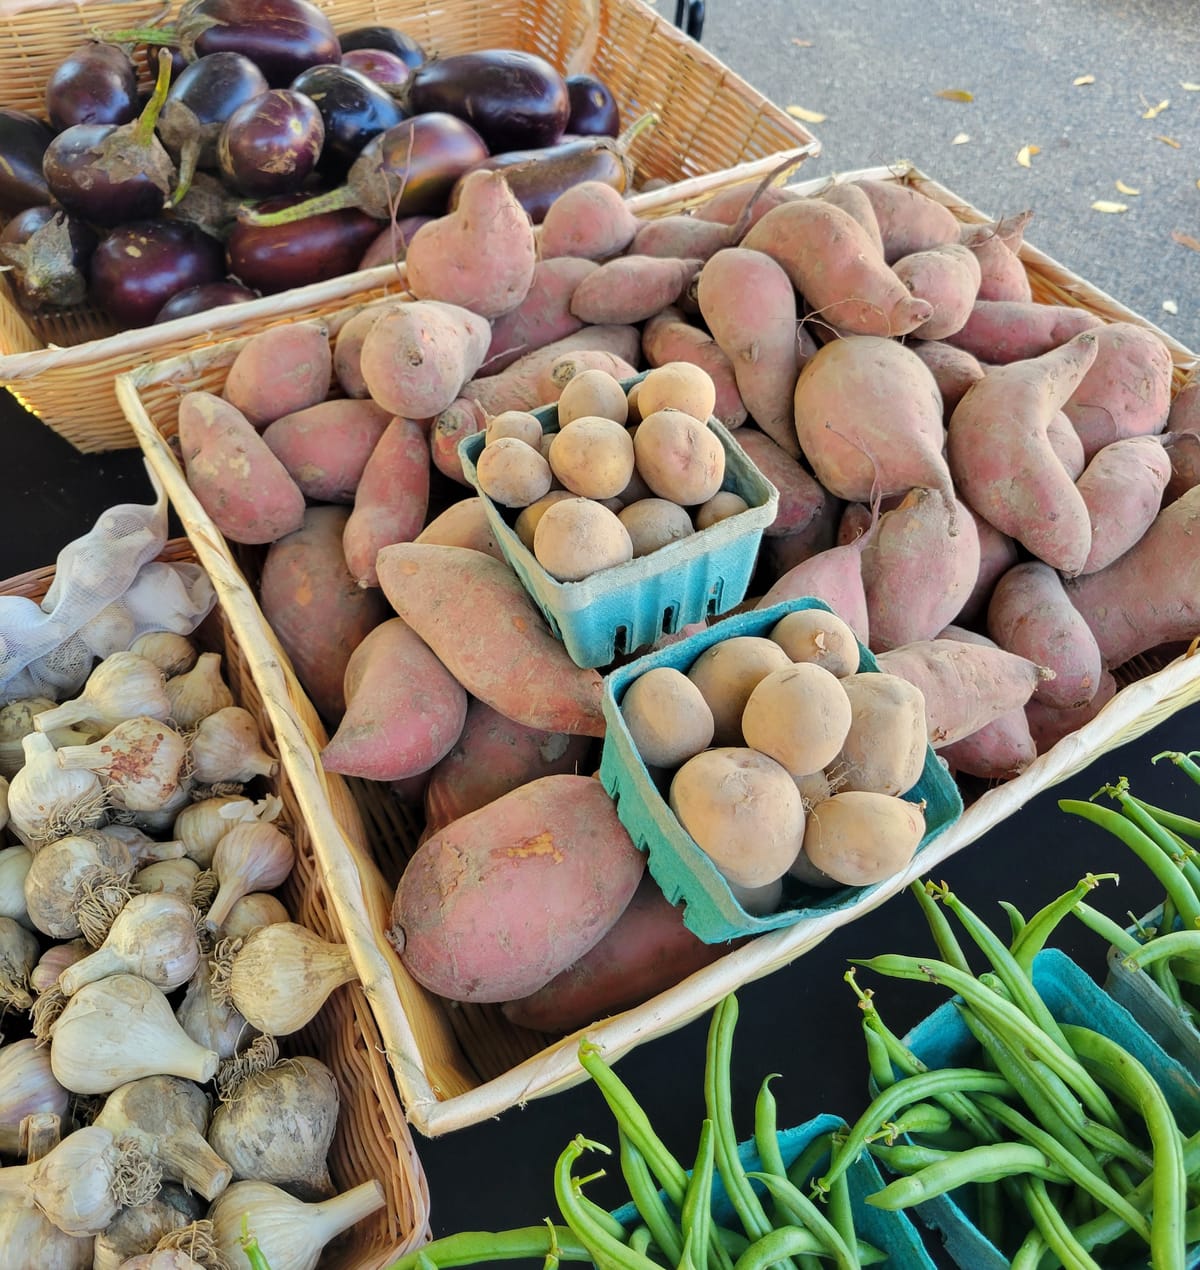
[689,0,1200,352]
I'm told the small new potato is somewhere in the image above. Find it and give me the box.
[686,635,793,746]
[833,672,928,796]
[619,498,695,557]
[802,790,925,885]
[620,666,714,768]
[548,416,636,499]
[634,408,725,505]
[486,409,544,449]
[475,436,553,508]
[557,368,629,426]
[534,496,633,581]
[770,609,862,678]
[741,663,854,777]
[669,746,805,888]
[694,490,749,529]
[626,379,645,424]
[638,361,718,423]
[515,489,575,550]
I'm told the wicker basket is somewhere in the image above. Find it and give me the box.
[0,0,818,453]
[1,540,432,1264]
[115,161,1200,1138]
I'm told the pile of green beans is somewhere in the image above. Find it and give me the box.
[826,872,1199,1267]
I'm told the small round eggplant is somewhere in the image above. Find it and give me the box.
[165,170,244,239]
[337,25,425,69]
[0,207,98,310]
[340,48,412,90]
[565,73,620,137]
[290,64,404,177]
[90,219,226,327]
[153,279,257,322]
[227,199,382,293]
[45,41,139,132]
[217,88,325,198]
[406,50,569,153]
[0,109,56,213]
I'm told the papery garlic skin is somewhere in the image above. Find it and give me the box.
[7,732,106,848]
[57,717,189,814]
[33,652,170,735]
[100,824,187,866]
[220,892,290,942]
[176,958,257,1061]
[89,1189,192,1270]
[0,697,57,778]
[0,1192,94,1269]
[205,823,295,933]
[165,653,234,729]
[23,830,133,942]
[126,776,196,835]
[0,844,34,929]
[172,795,258,869]
[118,1251,205,1270]
[0,915,38,1010]
[129,633,198,679]
[0,1039,71,1156]
[30,939,89,994]
[135,858,202,901]
[189,708,278,785]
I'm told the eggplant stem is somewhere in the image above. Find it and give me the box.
[137,49,175,149]
[240,185,359,227]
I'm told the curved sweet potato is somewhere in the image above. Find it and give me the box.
[480,257,596,375]
[642,307,747,429]
[815,181,884,255]
[945,300,1103,364]
[891,243,982,340]
[908,340,986,419]
[262,398,392,503]
[852,178,961,263]
[960,211,1033,303]
[732,428,829,539]
[569,255,702,325]
[415,497,504,560]
[1075,435,1172,574]
[222,322,331,428]
[1025,669,1118,755]
[539,181,640,260]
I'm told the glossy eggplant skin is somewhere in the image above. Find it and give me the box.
[153,279,257,322]
[356,113,490,218]
[0,110,56,213]
[227,200,381,293]
[43,123,172,227]
[89,220,226,327]
[565,74,620,137]
[340,48,411,90]
[159,52,270,166]
[178,0,342,87]
[216,89,325,198]
[290,64,404,177]
[407,50,570,153]
[0,207,98,310]
[45,42,139,132]
[338,25,425,70]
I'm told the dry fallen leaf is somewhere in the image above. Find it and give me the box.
[1172,231,1200,252]
[786,105,827,123]
[936,89,974,102]
[1091,201,1129,213]
[1142,99,1170,119]
[1115,180,1141,195]
[790,37,813,47]
[1181,82,1200,91]
[1155,135,1182,148]
[952,132,971,145]
[1016,145,1040,167]
[1073,74,1096,86]
[1163,300,1179,315]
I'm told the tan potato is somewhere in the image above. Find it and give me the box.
[475,436,554,508]
[786,846,840,888]
[619,666,715,768]
[741,663,854,777]
[533,497,634,581]
[548,416,636,500]
[769,609,862,678]
[638,362,718,423]
[686,636,793,746]
[802,791,925,885]
[618,498,695,557]
[486,410,544,448]
[515,489,576,550]
[634,408,726,505]
[626,379,645,424]
[694,491,749,529]
[726,875,784,915]
[831,673,928,796]
[669,746,805,888]
[557,368,630,426]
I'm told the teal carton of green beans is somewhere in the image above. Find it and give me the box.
[457,374,779,670]
[611,1113,938,1268]
[598,597,964,943]
[894,947,1200,1269]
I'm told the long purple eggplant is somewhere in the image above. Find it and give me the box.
[226,200,381,293]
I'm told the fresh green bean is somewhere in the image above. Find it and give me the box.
[909,879,973,973]
[681,1120,715,1270]
[1070,900,1145,957]
[553,1136,663,1270]
[866,1141,956,1172]
[786,1129,836,1195]
[1106,781,1200,904]
[845,972,898,1092]
[618,1129,684,1266]
[627,1226,652,1257]
[753,1076,788,1183]
[866,1142,1065,1209]
[1009,874,1120,972]
[1010,1227,1048,1269]
[1152,749,1200,786]
[730,1227,835,1270]
[826,1170,858,1270]
[1121,928,1200,973]
[748,1171,860,1269]
[1130,794,1200,843]
[999,899,1027,944]
[388,1225,594,1267]
[1020,1176,1103,1270]
[864,1101,954,1145]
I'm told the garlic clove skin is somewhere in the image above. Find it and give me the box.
[30,939,89,994]
[0,1191,94,1269]
[165,653,235,729]
[205,822,295,933]
[23,830,134,942]
[188,707,279,786]
[220,892,290,942]
[126,775,197,835]
[0,1039,71,1156]
[172,795,258,869]
[100,824,187,866]
[33,651,171,735]
[79,602,138,659]
[120,1252,206,1270]
[176,958,258,1061]
[7,732,106,849]
[129,632,199,679]
[0,844,34,930]
[0,915,38,1011]
[135,857,202,901]
[90,1187,193,1270]
[57,717,189,814]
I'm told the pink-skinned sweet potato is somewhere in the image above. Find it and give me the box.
[757,496,842,583]
[837,496,903,546]
[178,391,306,546]
[815,181,884,256]
[480,257,596,375]
[851,178,961,263]
[536,350,639,405]
[415,497,504,560]
[1062,321,1174,461]
[569,255,703,325]
[332,300,404,399]
[1168,372,1200,433]
[262,398,392,503]
[423,696,595,832]
[937,708,1036,781]
[756,531,874,646]
[429,397,488,487]
[955,508,1020,629]
[986,561,1103,708]
[1025,669,1118,755]
[404,169,536,318]
[945,300,1104,364]
[1163,431,1200,506]
[741,198,933,337]
[960,211,1034,303]
[908,340,986,419]
[642,307,747,428]
[376,542,607,735]
[1046,409,1086,481]
[692,181,800,229]
[343,416,430,587]
[891,243,982,340]
[1075,435,1173,574]
[1063,484,1200,667]
[733,427,830,539]
[320,617,467,781]
[539,180,640,260]
[259,505,390,723]
[387,774,644,1003]
[947,331,1099,575]
[222,322,332,428]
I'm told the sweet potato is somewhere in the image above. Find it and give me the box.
[539,180,640,260]
[908,340,986,419]
[1163,431,1200,506]
[955,508,1020,629]
[1062,321,1174,461]
[815,181,884,255]
[222,322,331,428]
[947,331,1099,575]
[891,243,982,340]
[756,533,874,647]
[757,496,842,584]
[692,181,800,229]
[428,396,488,487]
[262,398,392,503]
[360,300,491,419]
[178,392,306,545]
[320,618,467,781]
[343,416,430,587]
[937,709,1036,781]
[851,178,961,263]
[960,211,1033,303]
[1167,372,1200,433]
[642,307,747,429]
[1062,484,1200,667]
[332,300,403,399]
[536,350,639,406]
[259,505,389,722]
[1075,435,1173,574]
[695,247,802,456]
[388,774,644,1003]
[945,300,1104,364]
[1046,410,1086,481]
[732,428,829,538]
[404,169,536,318]
[1025,669,1118,755]
[986,561,1103,708]
[741,198,933,337]
[375,542,607,735]
[569,255,703,325]
[480,257,596,375]
[415,497,504,560]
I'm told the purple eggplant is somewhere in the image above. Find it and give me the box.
[90,219,226,327]
[339,48,412,91]
[166,170,244,239]
[290,64,404,176]
[153,279,257,322]
[216,88,324,198]
[227,198,381,293]
[406,50,569,152]
[241,112,488,227]
[565,73,620,137]
[0,110,56,213]
[43,50,177,228]
[337,25,425,70]
[0,207,98,310]
[358,215,433,269]
[45,42,140,132]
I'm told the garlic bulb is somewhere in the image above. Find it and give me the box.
[221,893,290,942]
[0,773,8,831]
[95,1076,232,1202]
[100,824,187,865]
[7,732,106,848]
[176,957,257,1061]
[0,844,33,929]
[0,1040,71,1156]
[205,822,295,932]
[172,795,259,869]
[59,892,201,997]
[0,1124,161,1236]
[50,974,220,1095]
[90,1188,194,1270]
[136,858,202,901]
[0,915,38,1010]
[57,717,189,814]
[129,633,198,679]
[119,1251,205,1270]
[125,776,196,835]
[30,940,89,994]
[212,924,357,1037]
[0,1120,93,1270]
[210,1178,385,1270]
[0,696,57,778]
[33,651,170,734]
[165,654,234,729]
[209,1050,338,1199]
[23,830,133,943]
[78,602,138,659]
[189,708,278,785]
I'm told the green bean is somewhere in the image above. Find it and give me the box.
[1153,749,1200,786]
[866,1142,1065,1209]
[618,1129,684,1266]
[864,1101,953,1145]
[999,899,1027,944]
[1070,900,1145,957]
[1130,794,1200,843]
[554,1136,664,1270]
[1010,1227,1048,1269]
[1106,781,1200,905]
[1009,874,1120,972]
[1122,929,1200,973]
[628,1226,653,1257]
[753,1076,788,1183]
[1021,1176,1103,1270]
[825,1169,858,1270]
[730,1227,834,1270]
[866,1141,956,1172]
[845,972,898,1092]
[388,1225,594,1267]
[909,879,973,974]
[681,1120,715,1270]
[786,1129,836,1195]
[748,1171,860,1269]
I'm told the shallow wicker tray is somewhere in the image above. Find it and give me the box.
[116,161,1200,1138]
[0,539,431,1265]
[0,0,818,452]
